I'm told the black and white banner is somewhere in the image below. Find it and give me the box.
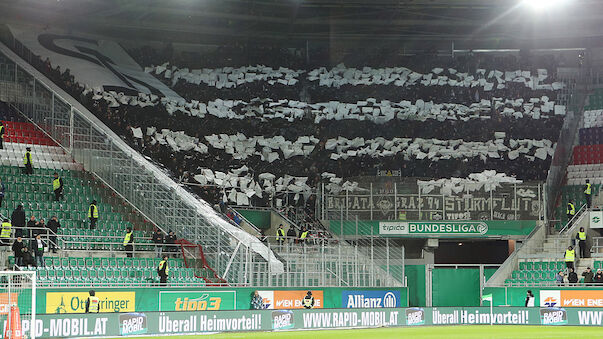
[9,25,181,99]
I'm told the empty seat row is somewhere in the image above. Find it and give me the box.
[10,256,186,269]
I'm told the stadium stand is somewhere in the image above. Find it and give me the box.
[0,29,585,291]
[87,48,567,213]
[0,104,214,286]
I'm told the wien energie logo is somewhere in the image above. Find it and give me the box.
[544,297,559,307]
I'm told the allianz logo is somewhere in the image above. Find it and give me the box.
[347,292,397,308]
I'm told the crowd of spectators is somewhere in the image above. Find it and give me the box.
[5,40,568,216]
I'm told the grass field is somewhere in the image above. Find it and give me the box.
[126,326,603,339]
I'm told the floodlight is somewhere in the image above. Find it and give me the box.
[522,0,571,10]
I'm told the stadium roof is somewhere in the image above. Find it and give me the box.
[1,0,603,49]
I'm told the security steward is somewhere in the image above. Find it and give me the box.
[276,224,285,246]
[577,227,588,258]
[584,180,592,209]
[52,172,64,202]
[157,255,169,286]
[564,245,576,270]
[23,147,33,175]
[0,219,11,245]
[123,227,134,258]
[88,200,98,230]
[566,200,576,225]
[0,121,5,149]
[85,290,100,313]
[299,228,309,245]
[303,291,315,309]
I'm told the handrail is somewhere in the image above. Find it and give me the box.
[0,39,284,279]
[559,203,587,234]
[225,206,261,235]
[485,221,546,287]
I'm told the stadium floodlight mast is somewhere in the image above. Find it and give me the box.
[522,0,571,10]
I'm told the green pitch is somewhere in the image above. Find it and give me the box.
[125,325,603,339]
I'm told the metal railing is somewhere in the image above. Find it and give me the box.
[559,203,588,234]
[545,69,589,222]
[245,236,404,287]
[0,37,280,284]
[589,237,603,257]
[485,221,547,287]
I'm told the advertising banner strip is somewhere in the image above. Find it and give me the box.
[379,221,488,236]
[539,290,603,308]
[12,307,603,337]
[158,291,237,311]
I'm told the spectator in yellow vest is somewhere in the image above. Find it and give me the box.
[566,200,576,225]
[0,122,4,149]
[85,290,100,313]
[123,227,134,258]
[299,227,309,245]
[88,200,98,230]
[564,245,575,270]
[584,180,592,209]
[23,147,33,175]
[276,224,285,246]
[157,255,169,286]
[52,173,64,201]
[0,219,10,246]
[576,227,588,258]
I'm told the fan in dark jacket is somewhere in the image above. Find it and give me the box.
[164,231,177,254]
[152,229,164,258]
[11,205,25,238]
[46,216,60,253]
[21,247,35,267]
[11,237,25,267]
[568,268,579,285]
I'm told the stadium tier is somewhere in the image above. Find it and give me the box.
[7,256,201,286]
[3,1,603,335]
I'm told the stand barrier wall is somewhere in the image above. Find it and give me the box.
[483,286,603,307]
[36,287,409,314]
[9,306,603,337]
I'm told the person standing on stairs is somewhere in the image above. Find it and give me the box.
[0,121,5,149]
[577,227,588,258]
[584,180,592,209]
[123,227,134,258]
[157,255,169,286]
[11,205,25,238]
[46,216,60,253]
[52,172,64,201]
[88,200,98,230]
[276,224,285,248]
[152,228,164,258]
[23,147,33,175]
[566,200,576,226]
[31,234,45,268]
[26,215,36,240]
[564,245,576,270]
